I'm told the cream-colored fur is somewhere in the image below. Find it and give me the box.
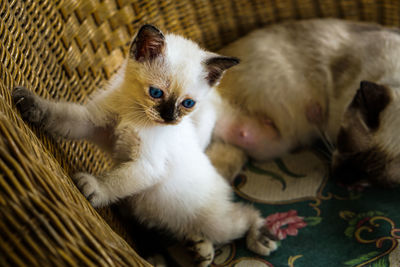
[12,25,277,266]
[209,19,400,181]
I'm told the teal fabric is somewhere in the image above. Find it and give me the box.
[212,150,400,267]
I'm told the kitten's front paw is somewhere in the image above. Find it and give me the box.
[246,225,278,256]
[12,86,46,125]
[72,172,109,208]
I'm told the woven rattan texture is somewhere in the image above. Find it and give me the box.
[1,0,400,266]
[0,111,149,266]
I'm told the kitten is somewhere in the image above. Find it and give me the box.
[331,80,400,187]
[12,25,277,266]
[207,19,400,182]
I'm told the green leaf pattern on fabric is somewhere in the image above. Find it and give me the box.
[304,216,322,226]
[247,161,287,190]
[274,158,305,178]
[343,251,380,266]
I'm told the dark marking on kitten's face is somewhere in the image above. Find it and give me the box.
[155,95,179,123]
[205,56,239,86]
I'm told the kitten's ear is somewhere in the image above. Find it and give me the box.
[130,24,165,62]
[204,56,240,86]
[351,81,391,130]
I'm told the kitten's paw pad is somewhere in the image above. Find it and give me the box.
[186,239,214,267]
[12,86,45,124]
[246,227,277,256]
[72,172,108,207]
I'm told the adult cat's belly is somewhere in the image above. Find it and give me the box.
[214,113,291,161]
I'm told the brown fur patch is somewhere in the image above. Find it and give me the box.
[130,25,165,62]
[332,146,390,186]
[336,128,354,154]
[330,53,361,98]
[205,57,239,86]
[350,81,391,130]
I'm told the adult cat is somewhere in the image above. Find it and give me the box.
[208,19,400,182]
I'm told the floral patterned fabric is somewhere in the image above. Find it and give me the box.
[211,150,400,267]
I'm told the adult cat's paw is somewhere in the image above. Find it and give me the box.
[186,237,214,267]
[72,172,109,208]
[12,86,46,125]
[206,142,247,183]
[246,225,277,256]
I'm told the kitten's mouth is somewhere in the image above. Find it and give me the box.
[144,110,180,125]
[154,119,180,125]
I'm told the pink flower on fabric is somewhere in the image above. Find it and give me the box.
[265,210,307,240]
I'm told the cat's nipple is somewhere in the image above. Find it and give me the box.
[306,101,324,125]
[239,130,248,138]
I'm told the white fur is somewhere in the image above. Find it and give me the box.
[165,34,211,102]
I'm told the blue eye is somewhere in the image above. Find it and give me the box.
[149,87,163,99]
[182,98,196,108]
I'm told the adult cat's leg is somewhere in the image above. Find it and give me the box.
[206,140,247,183]
[12,86,107,143]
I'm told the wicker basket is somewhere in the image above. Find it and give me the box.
[1,0,400,266]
